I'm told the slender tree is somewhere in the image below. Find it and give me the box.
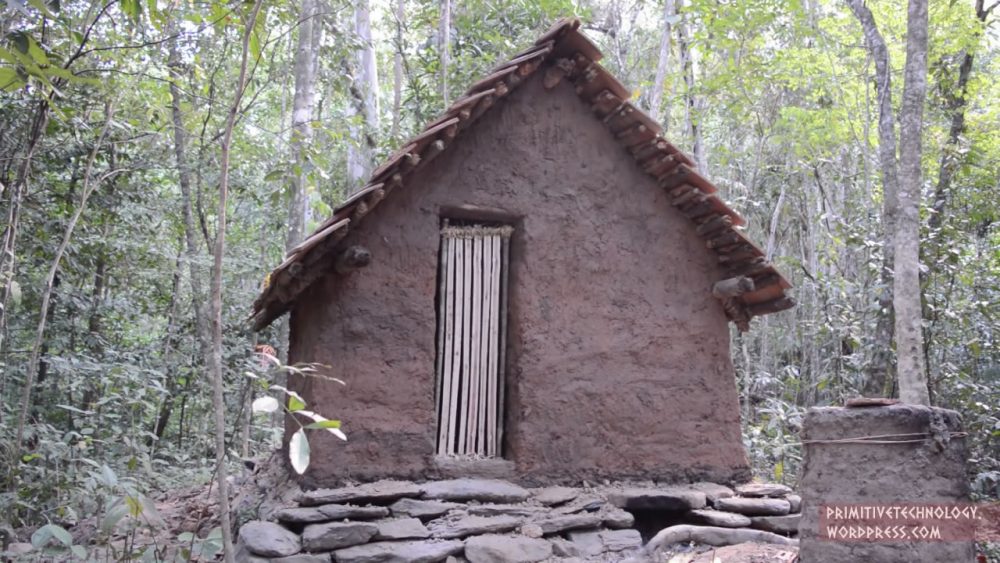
[346,0,380,189]
[286,0,323,249]
[439,0,451,107]
[391,0,405,139]
[647,0,675,127]
[846,0,899,397]
[894,0,930,405]
[209,2,264,558]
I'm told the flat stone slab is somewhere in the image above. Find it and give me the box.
[750,514,801,535]
[713,497,790,516]
[430,515,521,539]
[549,537,580,557]
[564,529,640,556]
[236,547,333,563]
[333,539,464,563]
[239,521,301,557]
[602,507,635,529]
[533,486,578,506]
[607,487,706,511]
[599,529,642,552]
[689,482,736,504]
[375,518,431,540]
[421,479,530,504]
[552,496,604,515]
[533,514,601,535]
[301,521,378,551]
[785,494,801,513]
[467,504,548,518]
[390,498,462,521]
[564,530,604,557]
[464,534,553,563]
[686,509,752,528]
[276,504,389,523]
[271,555,332,563]
[298,480,422,507]
[734,483,794,498]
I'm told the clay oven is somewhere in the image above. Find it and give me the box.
[252,19,793,488]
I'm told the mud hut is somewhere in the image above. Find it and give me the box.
[251,18,793,488]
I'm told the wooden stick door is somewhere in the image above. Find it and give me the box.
[436,224,511,457]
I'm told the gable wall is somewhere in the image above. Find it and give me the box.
[288,72,749,486]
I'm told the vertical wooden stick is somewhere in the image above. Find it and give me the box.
[437,235,456,454]
[467,235,483,454]
[457,236,472,453]
[486,234,501,457]
[448,236,466,453]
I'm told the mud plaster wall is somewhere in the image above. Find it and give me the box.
[798,405,974,562]
[287,72,749,487]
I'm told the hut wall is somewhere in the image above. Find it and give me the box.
[287,72,749,486]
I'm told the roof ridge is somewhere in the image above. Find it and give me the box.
[251,19,793,331]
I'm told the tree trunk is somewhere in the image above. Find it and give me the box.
[151,245,184,445]
[894,0,930,405]
[346,0,380,190]
[391,0,405,139]
[168,27,211,369]
[286,0,323,250]
[677,8,706,172]
[207,4,264,559]
[0,101,48,370]
[439,0,451,107]
[846,0,899,397]
[647,0,675,127]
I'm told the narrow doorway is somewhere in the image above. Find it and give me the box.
[435,221,512,457]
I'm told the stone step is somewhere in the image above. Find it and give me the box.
[712,497,791,516]
[607,487,707,511]
[298,480,422,507]
[275,504,389,524]
[750,514,801,535]
[429,515,521,540]
[464,534,553,563]
[301,521,378,552]
[333,539,464,563]
[685,509,752,528]
[734,483,794,498]
[421,479,531,504]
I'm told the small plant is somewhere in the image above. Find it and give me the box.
[247,354,346,474]
[27,523,88,560]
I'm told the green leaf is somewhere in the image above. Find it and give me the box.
[287,394,305,412]
[26,35,48,65]
[297,410,347,441]
[288,429,310,475]
[138,494,166,528]
[120,0,142,22]
[71,545,87,559]
[126,495,142,517]
[31,524,72,548]
[56,404,93,415]
[305,420,341,430]
[263,169,285,181]
[26,0,57,16]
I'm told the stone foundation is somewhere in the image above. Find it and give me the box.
[237,478,800,562]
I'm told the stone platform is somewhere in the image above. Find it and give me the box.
[236,478,800,562]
